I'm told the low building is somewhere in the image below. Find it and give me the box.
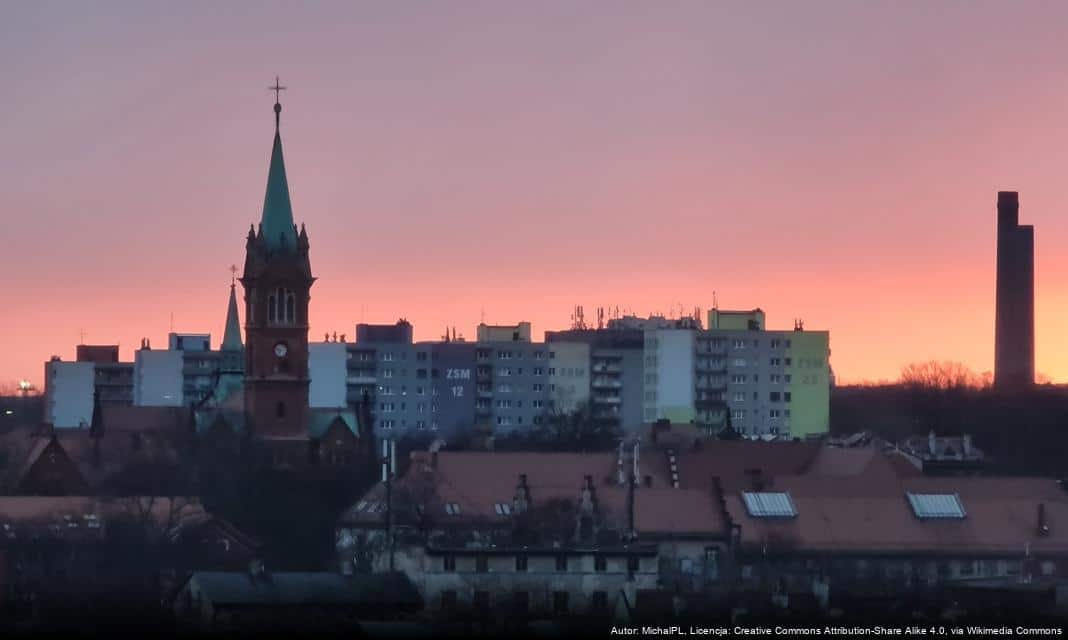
[337,448,729,621]
[171,569,420,630]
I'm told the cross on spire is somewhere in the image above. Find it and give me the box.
[268,75,286,129]
[229,264,238,286]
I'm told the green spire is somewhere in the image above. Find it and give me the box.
[222,282,243,351]
[260,94,297,251]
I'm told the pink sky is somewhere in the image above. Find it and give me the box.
[3,2,1067,387]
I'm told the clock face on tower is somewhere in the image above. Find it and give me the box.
[274,342,288,358]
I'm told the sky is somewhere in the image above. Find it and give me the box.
[2,1,1067,388]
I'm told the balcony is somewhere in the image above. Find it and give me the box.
[346,374,376,385]
[695,361,728,374]
[593,394,622,405]
[591,364,622,374]
[591,377,622,389]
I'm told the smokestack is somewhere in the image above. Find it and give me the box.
[997,191,1019,231]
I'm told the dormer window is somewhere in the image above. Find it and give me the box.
[268,287,296,325]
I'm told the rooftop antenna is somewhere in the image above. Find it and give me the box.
[79,328,85,345]
[713,291,718,310]
[480,307,485,324]
[170,312,174,333]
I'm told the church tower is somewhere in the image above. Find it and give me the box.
[240,84,315,440]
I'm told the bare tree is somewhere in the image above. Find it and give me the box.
[899,361,990,390]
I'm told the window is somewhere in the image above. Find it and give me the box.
[555,555,568,572]
[732,339,745,349]
[731,375,746,384]
[595,556,606,572]
[476,556,488,573]
[553,591,569,614]
[907,493,966,519]
[784,374,792,383]
[533,367,544,375]
[515,555,528,572]
[784,357,792,366]
[770,409,781,419]
[533,383,543,392]
[443,555,456,572]
[732,392,745,402]
[742,491,798,517]
[784,391,792,402]
[704,548,720,580]
[733,358,746,367]
[444,503,461,515]
[770,374,781,384]
[770,391,781,402]
[494,503,512,516]
[267,287,296,325]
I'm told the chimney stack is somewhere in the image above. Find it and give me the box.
[1038,503,1050,536]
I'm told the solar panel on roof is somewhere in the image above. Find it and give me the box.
[742,491,797,517]
[907,493,966,519]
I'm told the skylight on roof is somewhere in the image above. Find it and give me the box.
[494,503,512,516]
[742,491,797,518]
[907,493,966,519]
[444,503,461,515]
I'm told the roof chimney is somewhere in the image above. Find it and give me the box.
[744,468,765,492]
[928,430,937,457]
[962,433,973,457]
[1038,503,1050,537]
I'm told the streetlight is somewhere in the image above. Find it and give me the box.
[17,380,35,397]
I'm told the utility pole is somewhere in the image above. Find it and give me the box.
[382,438,396,571]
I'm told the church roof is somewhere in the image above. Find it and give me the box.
[221,284,243,351]
[260,103,297,252]
[308,409,359,439]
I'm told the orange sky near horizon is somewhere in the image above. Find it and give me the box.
[2,2,1067,389]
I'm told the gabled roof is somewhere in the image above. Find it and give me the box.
[308,409,358,439]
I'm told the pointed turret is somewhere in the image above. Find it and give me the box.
[260,98,297,252]
[222,283,243,351]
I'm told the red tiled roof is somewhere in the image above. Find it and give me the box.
[675,440,821,492]
[0,496,207,539]
[633,488,726,537]
[343,451,725,536]
[727,474,1068,555]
